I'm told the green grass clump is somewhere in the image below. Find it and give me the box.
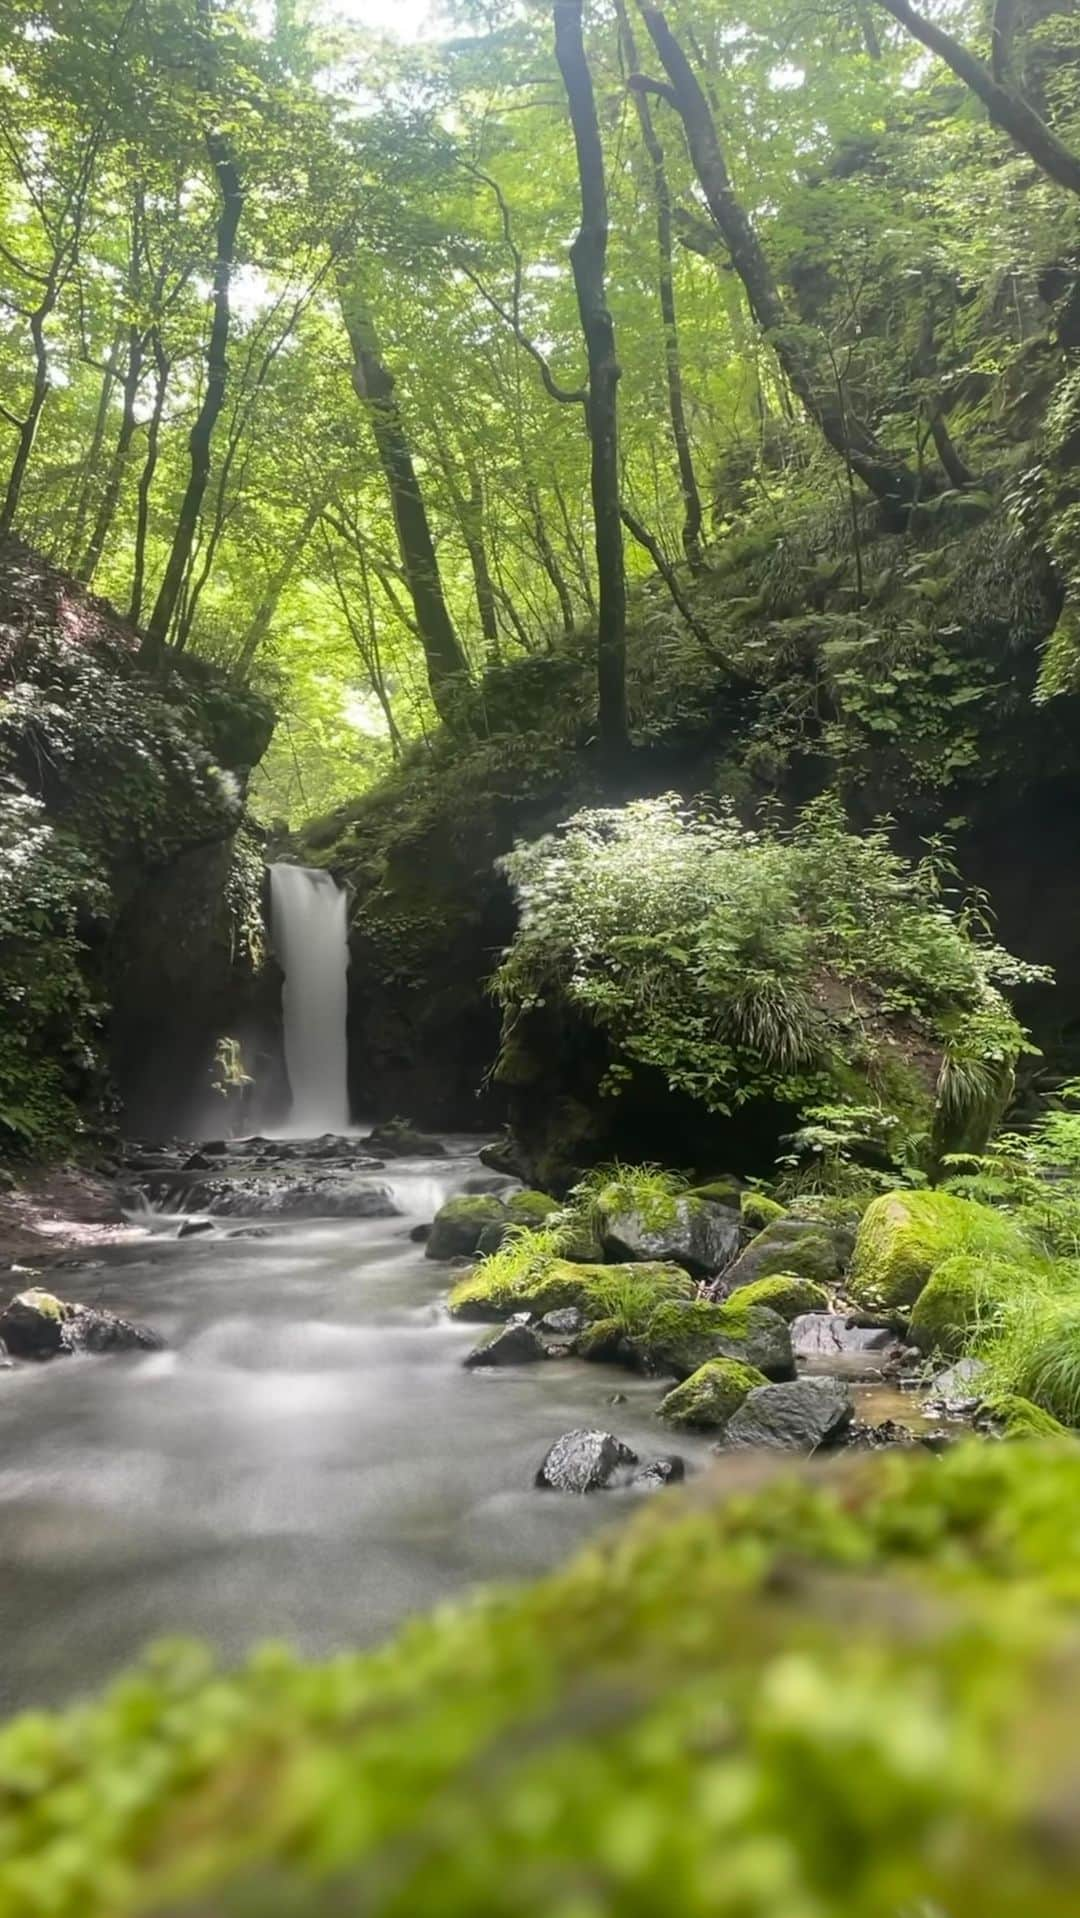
[447,1229,693,1323]
[7,1445,1080,1916]
[908,1254,1046,1358]
[848,1190,1034,1313]
[983,1291,1080,1428]
[574,1162,688,1232]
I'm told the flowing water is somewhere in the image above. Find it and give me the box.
[269,862,350,1134]
[0,1146,718,1714]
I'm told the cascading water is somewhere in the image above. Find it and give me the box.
[269,862,350,1135]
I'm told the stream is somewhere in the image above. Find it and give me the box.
[0,1142,719,1715]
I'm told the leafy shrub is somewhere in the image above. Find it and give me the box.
[494,793,1043,1166]
[944,1079,1080,1255]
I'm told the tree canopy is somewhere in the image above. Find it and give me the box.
[0,0,1077,815]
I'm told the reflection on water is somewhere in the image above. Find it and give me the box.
[0,1147,714,1713]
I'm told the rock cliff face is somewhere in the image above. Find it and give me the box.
[0,537,278,1157]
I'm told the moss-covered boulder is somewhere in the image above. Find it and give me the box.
[691,1178,744,1209]
[425,1195,507,1261]
[637,1298,794,1381]
[474,1189,560,1256]
[658,1358,768,1429]
[724,1217,850,1293]
[601,1194,740,1277]
[908,1255,1033,1358]
[0,1287,161,1359]
[988,1394,1073,1439]
[739,1191,786,1229]
[447,1256,693,1324]
[848,1192,1033,1314]
[726,1273,830,1322]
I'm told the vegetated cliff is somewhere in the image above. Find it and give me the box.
[0,538,277,1160]
[299,290,1080,1168]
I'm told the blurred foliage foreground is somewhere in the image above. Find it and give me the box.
[5,1440,1080,1915]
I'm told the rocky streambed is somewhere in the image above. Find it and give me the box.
[0,1136,977,1714]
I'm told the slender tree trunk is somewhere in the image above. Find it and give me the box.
[1,304,53,536]
[81,326,143,583]
[621,504,708,639]
[554,0,629,756]
[871,0,1080,196]
[636,7,918,507]
[617,0,704,572]
[527,481,577,634]
[143,130,244,658]
[233,495,324,680]
[461,469,502,659]
[66,331,124,570]
[129,333,169,627]
[338,279,470,727]
[552,471,596,615]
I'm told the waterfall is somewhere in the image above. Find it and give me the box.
[269,863,350,1135]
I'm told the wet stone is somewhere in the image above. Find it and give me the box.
[535,1429,638,1493]
[632,1456,686,1491]
[465,1323,547,1368]
[723,1377,855,1453]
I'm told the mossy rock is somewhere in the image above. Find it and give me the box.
[658,1358,768,1429]
[474,1190,560,1256]
[848,1191,1033,1315]
[691,1178,744,1209]
[601,1195,740,1277]
[425,1195,507,1261]
[908,1255,1036,1358]
[576,1318,641,1367]
[725,1218,850,1293]
[728,1273,830,1323]
[12,1443,1080,1916]
[447,1257,694,1324]
[988,1393,1073,1439]
[638,1298,794,1381]
[739,1191,786,1229]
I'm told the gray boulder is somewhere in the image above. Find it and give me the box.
[0,1288,161,1360]
[790,1313,898,1358]
[365,1121,447,1159]
[723,1377,855,1452]
[539,1307,584,1335]
[722,1218,852,1294]
[535,1429,638,1492]
[464,1323,547,1368]
[602,1196,740,1277]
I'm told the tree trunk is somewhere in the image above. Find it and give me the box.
[233,495,324,680]
[142,129,244,658]
[0,305,53,536]
[620,504,708,639]
[554,0,629,757]
[81,325,143,583]
[637,7,918,507]
[338,279,470,727]
[871,0,1080,196]
[66,331,124,571]
[129,332,168,627]
[617,0,705,572]
[462,468,502,659]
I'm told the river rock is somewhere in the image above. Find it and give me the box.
[177,1218,215,1238]
[927,1356,988,1410]
[602,1196,740,1278]
[535,1429,638,1492]
[790,1313,897,1358]
[632,1455,686,1490]
[0,1288,161,1360]
[539,1307,584,1335]
[426,1194,506,1260]
[464,1323,547,1368]
[123,1172,397,1219]
[721,1218,852,1294]
[723,1377,855,1453]
[364,1121,447,1158]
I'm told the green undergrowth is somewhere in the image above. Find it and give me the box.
[0,542,272,1159]
[6,1443,1080,1915]
[495,792,1043,1170]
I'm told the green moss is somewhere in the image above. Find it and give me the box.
[447,1249,693,1323]
[847,1190,1033,1314]
[729,1273,830,1322]
[638,1297,793,1380]
[425,1195,507,1261]
[989,1393,1073,1439]
[9,1444,1080,1916]
[908,1255,1037,1358]
[658,1358,768,1428]
[739,1191,786,1228]
[727,1219,848,1290]
[505,1190,559,1228]
[692,1179,744,1210]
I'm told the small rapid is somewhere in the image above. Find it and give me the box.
[0,1143,718,1713]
